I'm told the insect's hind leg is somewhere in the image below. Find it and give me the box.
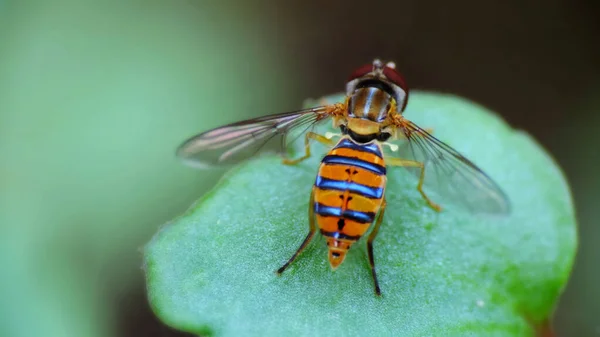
[367,198,386,296]
[276,188,317,274]
[282,131,335,165]
[386,157,442,212]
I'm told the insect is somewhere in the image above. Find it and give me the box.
[177,59,510,295]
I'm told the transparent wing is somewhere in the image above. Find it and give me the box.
[176,106,332,168]
[390,120,510,215]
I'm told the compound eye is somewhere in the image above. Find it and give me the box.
[377,132,392,142]
[348,63,374,82]
[382,67,407,92]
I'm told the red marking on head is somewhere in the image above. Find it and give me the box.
[349,63,408,92]
[383,66,409,111]
[382,67,408,92]
[348,63,375,82]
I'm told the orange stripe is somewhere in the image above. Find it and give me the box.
[313,189,342,208]
[340,219,371,237]
[346,192,382,213]
[317,164,385,188]
[316,215,371,238]
[314,189,382,213]
[317,215,340,233]
[329,147,385,166]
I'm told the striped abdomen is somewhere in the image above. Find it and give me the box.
[313,137,387,268]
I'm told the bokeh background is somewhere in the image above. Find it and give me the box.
[1,1,597,336]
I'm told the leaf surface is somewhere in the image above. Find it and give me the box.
[145,91,577,337]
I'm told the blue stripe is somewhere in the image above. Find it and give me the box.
[314,203,375,224]
[315,176,383,199]
[343,209,375,223]
[314,203,341,217]
[320,230,361,241]
[322,155,386,175]
[336,138,383,158]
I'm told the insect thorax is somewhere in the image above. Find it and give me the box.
[348,85,393,123]
[345,80,395,143]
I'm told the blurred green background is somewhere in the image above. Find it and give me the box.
[0,1,597,336]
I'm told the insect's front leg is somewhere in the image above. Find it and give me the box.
[282,131,335,165]
[386,157,442,212]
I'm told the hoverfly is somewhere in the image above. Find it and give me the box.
[177,59,509,295]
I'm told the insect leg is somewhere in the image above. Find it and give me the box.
[276,188,317,274]
[282,132,335,165]
[386,158,442,212]
[367,198,386,296]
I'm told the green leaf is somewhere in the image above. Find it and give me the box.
[144,91,577,336]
